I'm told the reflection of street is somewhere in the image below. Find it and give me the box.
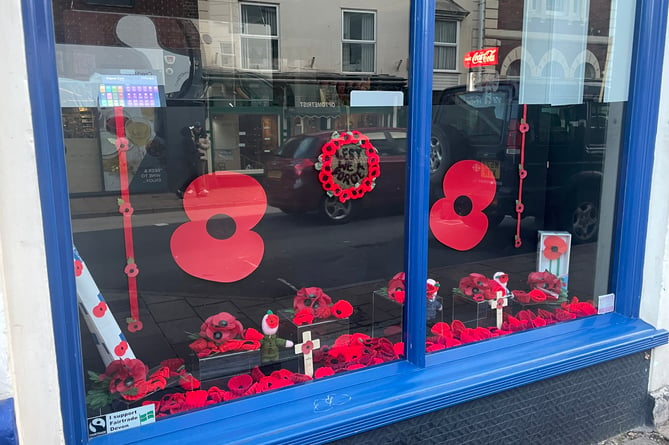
[72,210,596,299]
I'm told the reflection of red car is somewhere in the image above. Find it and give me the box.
[263,128,407,223]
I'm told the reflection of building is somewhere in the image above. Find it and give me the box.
[486,0,610,81]
[53,0,485,192]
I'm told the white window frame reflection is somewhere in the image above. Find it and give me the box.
[240,2,280,72]
[434,18,459,72]
[341,9,376,74]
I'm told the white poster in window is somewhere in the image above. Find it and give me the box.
[520,0,590,105]
[602,0,637,103]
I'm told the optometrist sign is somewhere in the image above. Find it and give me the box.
[463,47,499,69]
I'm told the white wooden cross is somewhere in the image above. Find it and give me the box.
[488,290,509,329]
[294,330,321,377]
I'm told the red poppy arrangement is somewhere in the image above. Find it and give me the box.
[385,272,441,304]
[454,273,507,302]
[292,287,354,326]
[454,271,567,304]
[513,271,567,304]
[314,131,381,203]
[311,333,400,378]
[86,358,200,410]
[188,312,263,357]
[143,366,312,418]
[413,297,596,354]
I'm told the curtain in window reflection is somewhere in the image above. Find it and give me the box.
[434,20,457,70]
[242,4,278,36]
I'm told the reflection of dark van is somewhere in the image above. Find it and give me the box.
[431,81,608,243]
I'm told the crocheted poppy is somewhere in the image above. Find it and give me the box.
[104,358,148,394]
[293,287,333,313]
[228,374,254,395]
[331,300,353,318]
[293,308,315,326]
[458,273,494,300]
[314,367,335,379]
[179,374,201,391]
[200,312,244,343]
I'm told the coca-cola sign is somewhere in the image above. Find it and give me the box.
[463,47,499,69]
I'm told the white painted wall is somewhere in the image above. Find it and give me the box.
[641,10,669,393]
[0,1,65,443]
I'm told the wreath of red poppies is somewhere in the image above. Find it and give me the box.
[315,131,380,203]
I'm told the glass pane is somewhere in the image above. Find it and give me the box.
[51,0,408,434]
[427,0,631,351]
[241,38,279,70]
[435,20,457,44]
[343,43,375,72]
[434,46,456,70]
[241,4,278,36]
[343,11,374,41]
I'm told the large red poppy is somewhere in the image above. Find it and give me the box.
[429,160,497,251]
[331,300,353,318]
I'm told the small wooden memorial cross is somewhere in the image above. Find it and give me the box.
[488,290,509,329]
[294,330,321,377]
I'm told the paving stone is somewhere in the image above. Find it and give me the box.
[148,299,197,323]
[157,317,204,344]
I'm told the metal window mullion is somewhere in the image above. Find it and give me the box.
[404,0,434,368]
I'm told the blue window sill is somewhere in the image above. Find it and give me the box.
[89,313,667,445]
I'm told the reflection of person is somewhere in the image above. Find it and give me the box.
[176,122,210,198]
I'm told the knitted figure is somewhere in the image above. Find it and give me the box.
[426,279,443,321]
[260,311,294,363]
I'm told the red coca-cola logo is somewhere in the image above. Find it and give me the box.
[463,47,499,69]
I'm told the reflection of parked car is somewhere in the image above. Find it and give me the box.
[263,128,407,223]
[431,81,608,243]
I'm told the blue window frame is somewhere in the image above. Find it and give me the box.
[21,0,669,443]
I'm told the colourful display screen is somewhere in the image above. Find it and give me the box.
[98,75,161,108]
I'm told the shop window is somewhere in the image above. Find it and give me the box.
[241,3,279,71]
[434,19,458,71]
[39,0,654,441]
[342,10,376,73]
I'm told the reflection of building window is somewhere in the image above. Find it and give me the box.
[241,3,279,71]
[342,10,376,73]
[434,19,458,71]
[546,0,567,14]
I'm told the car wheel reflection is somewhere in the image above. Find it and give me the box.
[567,194,599,244]
[320,196,355,224]
[430,126,451,183]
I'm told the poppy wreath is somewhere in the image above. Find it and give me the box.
[314,131,381,203]
[292,287,353,325]
[85,358,201,409]
[189,312,262,357]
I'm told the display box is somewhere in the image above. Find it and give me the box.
[536,231,571,293]
[450,293,493,328]
[371,290,444,341]
[277,309,349,349]
[195,349,262,381]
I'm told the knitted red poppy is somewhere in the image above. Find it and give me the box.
[331,300,354,318]
[314,367,335,379]
[228,374,254,395]
[293,308,315,326]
